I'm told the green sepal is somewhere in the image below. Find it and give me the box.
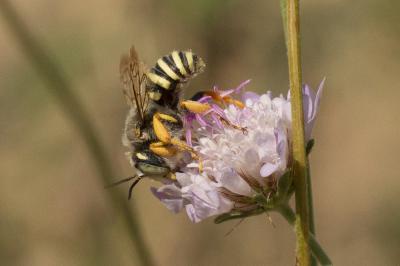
[253,192,270,206]
[306,139,315,155]
[277,170,293,200]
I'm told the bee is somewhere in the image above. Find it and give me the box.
[118,47,208,198]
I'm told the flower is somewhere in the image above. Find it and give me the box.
[152,80,324,223]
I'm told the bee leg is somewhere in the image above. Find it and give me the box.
[152,113,177,143]
[181,96,247,134]
[150,142,177,157]
[180,100,211,114]
[153,113,203,172]
[218,116,248,135]
[221,96,245,109]
[170,137,197,156]
[170,137,203,172]
[194,91,245,109]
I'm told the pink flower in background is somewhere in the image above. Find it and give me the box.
[152,80,324,222]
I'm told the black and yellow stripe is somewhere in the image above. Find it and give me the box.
[146,50,205,103]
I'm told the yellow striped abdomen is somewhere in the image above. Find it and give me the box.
[146,50,206,105]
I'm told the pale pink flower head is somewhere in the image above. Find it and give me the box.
[152,80,324,222]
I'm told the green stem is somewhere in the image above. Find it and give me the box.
[0,1,153,265]
[277,205,332,266]
[279,0,288,49]
[283,0,311,264]
[306,161,317,266]
[307,161,316,235]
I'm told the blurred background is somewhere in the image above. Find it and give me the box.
[1,0,399,265]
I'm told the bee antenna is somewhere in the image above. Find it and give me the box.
[128,176,143,200]
[105,175,137,189]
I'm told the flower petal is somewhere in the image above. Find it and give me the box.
[260,162,279,177]
[151,185,184,213]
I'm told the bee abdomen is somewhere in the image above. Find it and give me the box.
[147,50,205,96]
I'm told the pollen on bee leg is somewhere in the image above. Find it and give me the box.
[170,138,196,153]
[150,142,177,157]
[157,113,178,123]
[170,137,202,170]
[202,91,223,102]
[222,96,245,109]
[201,91,245,109]
[181,100,211,114]
[153,114,171,143]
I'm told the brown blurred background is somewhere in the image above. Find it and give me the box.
[1,0,399,265]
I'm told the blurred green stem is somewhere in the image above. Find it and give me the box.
[277,205,332,266]
[0,1,153,265]
[280,0,312,264]
[280,0,288,48]
[306,161,316,236]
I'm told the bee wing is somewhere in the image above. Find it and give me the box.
[120,46,150,122]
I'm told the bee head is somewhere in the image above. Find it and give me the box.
[133,151,170,177]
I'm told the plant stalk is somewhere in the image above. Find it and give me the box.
[284,0,311,264]
[0,1,154,265]
[277,205,332,266]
